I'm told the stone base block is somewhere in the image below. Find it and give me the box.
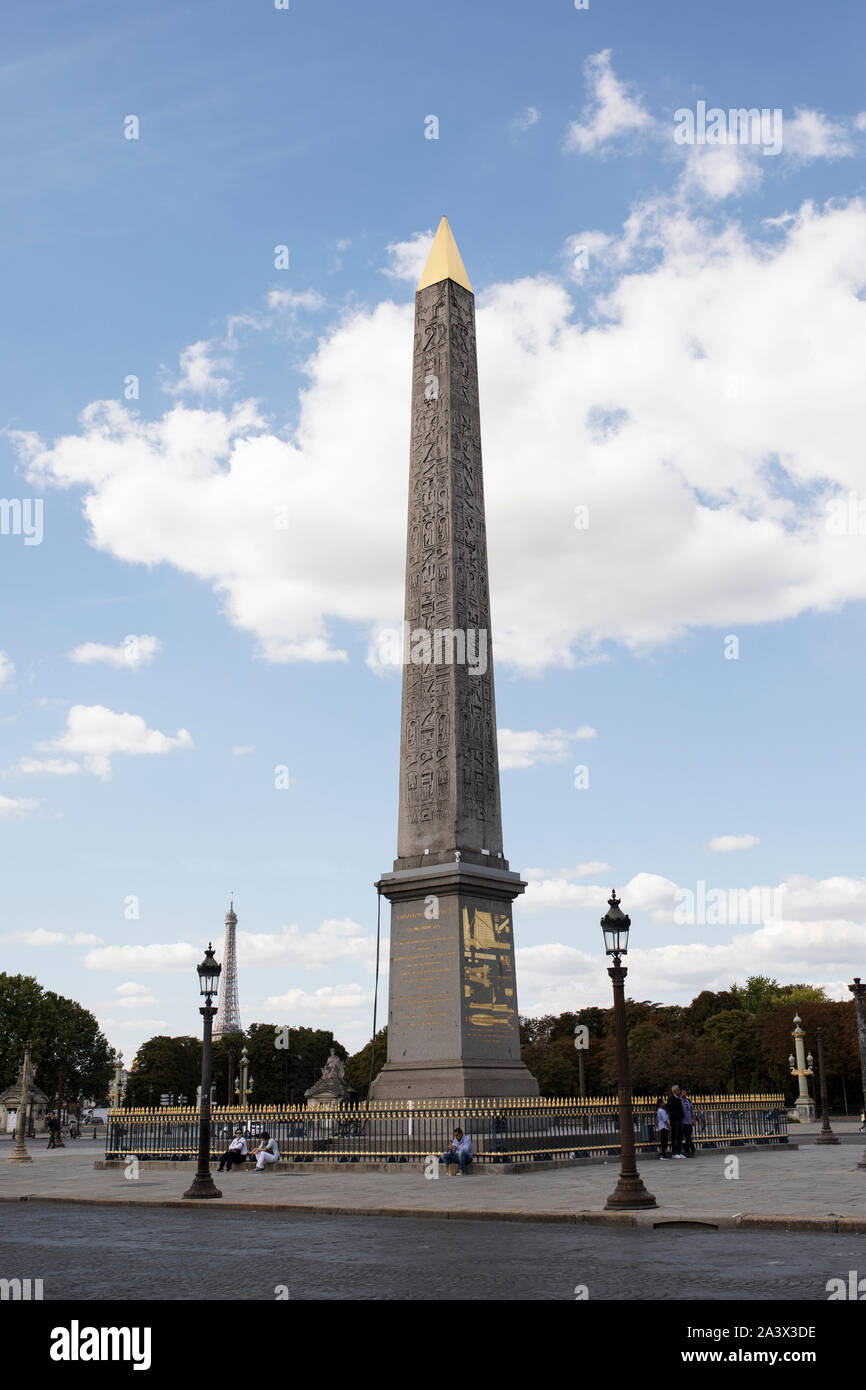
[369,1059,539,1101]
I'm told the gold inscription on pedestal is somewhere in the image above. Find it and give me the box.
[392,903,455,1035]
[462,907,518,1035]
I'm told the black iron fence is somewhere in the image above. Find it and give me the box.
[106,1094,787,1164]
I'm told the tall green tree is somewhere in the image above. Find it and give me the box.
[729,976,828,1013]
[211,1031,246,1105]
[124,1036,202,1107]
[243,1023,347,1104]
[0,973,113,1107]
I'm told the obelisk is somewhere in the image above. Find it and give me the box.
[370,217,539,1100]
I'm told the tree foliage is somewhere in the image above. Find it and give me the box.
[0,973,114,1106]
[519,976,861,1103]
[126,1023,349,1107]
[345,1029,388,1099]
[124,1035,202,1107]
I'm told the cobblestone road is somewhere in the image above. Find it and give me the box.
[2,1204,864,1300]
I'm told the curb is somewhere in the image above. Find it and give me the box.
[2,1192,864,1233]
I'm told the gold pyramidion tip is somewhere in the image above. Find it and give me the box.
[417,216,473,292]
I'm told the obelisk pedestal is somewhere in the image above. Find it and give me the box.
[370,218,538,1100]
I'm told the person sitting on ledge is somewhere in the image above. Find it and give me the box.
[440,1127,473,1175]
[217,1127,248,1172]
[252,1132,279,1172]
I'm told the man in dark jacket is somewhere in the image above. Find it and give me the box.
[46,1113,63,1149]
[667,1086,685,1158]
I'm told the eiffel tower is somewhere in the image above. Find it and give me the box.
[213,899,242,1040]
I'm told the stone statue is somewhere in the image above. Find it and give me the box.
[304,1048,355,1108]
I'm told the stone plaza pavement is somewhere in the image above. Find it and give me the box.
[1,1122,864,1232]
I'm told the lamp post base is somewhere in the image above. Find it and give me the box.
[815,1130,840,1145]
[182,1171,222,1200]
[7,1147,32,1164]
[605,1172,657,1210]
[857,1149,866,1169]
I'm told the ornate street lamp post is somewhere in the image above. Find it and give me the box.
[788,1015,815,1123]
[814,1027,839,1146]
[7,1042,34,1164]
[601,892,656,1211]
[848,977,866,1169]
[183,944,222,1200]
[238,1046,253,1109]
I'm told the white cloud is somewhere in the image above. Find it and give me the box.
[0,794,39,818]
[517,916,866,1016]
[164,340,231,397]
[574,860,612,877]
[707,833,760,852]
[563,58,860,196]
[5,757,80,777]
[266,288,325,313]
[117,981,156,997]
[68,635,161,670]
[237,918,376,970]
[522,877,611,913]
[84,942,201,972]
[564,50,654,154]
[261,982,371,1015]
[565,58,859,197]
[330,239,352,272]
[83,919,378,974]
[498,726,597,770]
[511,106,540,133]
[252,982,377,1052]
[381,231,434,283]
[38,704,193,780]
[0,652,15,688]
[773,874,866,922]
[16,196,866,675]
[784,108,854,162]
[523,868,866,936]
[230,745,254,757]
[523,870,680,914]
[4,929,104,946]
[5,928,66,946]
[93,982,159,1009]
[677,144,763,202]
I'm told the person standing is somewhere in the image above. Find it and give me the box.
[46,1112,62,1149]
[656,1097,671,1158]
[667,1085,685,1158]
[681,1089,695,1156]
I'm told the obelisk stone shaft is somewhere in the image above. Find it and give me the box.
[370,220,538,1101]
[396,276,504,871]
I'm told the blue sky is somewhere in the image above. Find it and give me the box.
[2,0,866,1061]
